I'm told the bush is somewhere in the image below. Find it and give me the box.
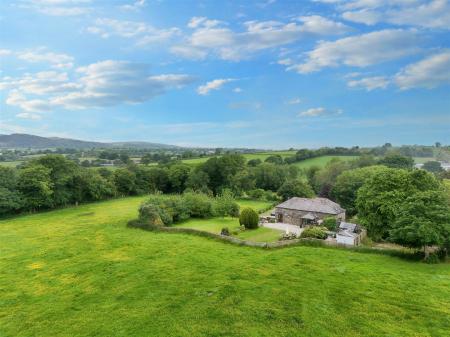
[220,227,230,236]
[279,232,297,241]
[184,192,214,218]
[322,217,337,231]
[239,207,259,229]
[300,227,328,240]
[213,190,240,217]
[248,188,265,199]
[138,203,164,227]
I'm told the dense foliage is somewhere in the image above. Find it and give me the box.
[300,227,328,239]
[239,207,259,229]
[137,192,240,227]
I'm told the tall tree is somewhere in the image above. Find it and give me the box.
[389,191,450,258]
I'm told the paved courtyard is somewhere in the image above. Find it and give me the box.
[261,222,304,236]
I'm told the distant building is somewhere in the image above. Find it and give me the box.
[274,197,345,227]
[336,221,365,246]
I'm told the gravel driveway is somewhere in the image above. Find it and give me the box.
[261,222,303,236]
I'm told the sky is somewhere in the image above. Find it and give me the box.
[0,0,449,149]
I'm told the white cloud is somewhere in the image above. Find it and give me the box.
[394,50,450,89]
[197,78,235,95]
[299,107,327,117]
[0,49,12,56]
[1,60,194,112]
[16,112,42,120]
[233,87,243,93]
[172,16,349,61]
[347,75,390,91]
[297,15,351,35]
[86,18,180,46]
[17,48,74,69]
[20,0,91,16]
[120,0,146,11]
[330,0,450,29]
[288,29,420,73]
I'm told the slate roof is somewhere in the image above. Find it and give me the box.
[339,221,357,232]
[276,197,345,215]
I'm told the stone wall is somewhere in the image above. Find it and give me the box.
[274,207,345,227]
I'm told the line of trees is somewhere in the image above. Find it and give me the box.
[0,153,310,216]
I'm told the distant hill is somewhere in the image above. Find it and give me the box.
[0,134,180,149]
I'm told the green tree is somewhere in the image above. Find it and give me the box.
[0,188,23,215]
[422,161,444,173]
[379,153,414,169]
[113,168,136,196]
[252,162,288,191]
[389,191,450,258]
[17,165,53,210]
[356,168,441,240]
[277,179,314,201]
[265,155,283,165]
[239,207,259,229]
[34,155,79,206]
[168,164,191,193]
[186,169,210,192]
[331,166,385,216]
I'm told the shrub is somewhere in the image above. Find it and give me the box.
[300,227,328,240]
[248,188,265,199]
[138,203,164,227]
[184,192,214,218]
[220,227,230,236]
[239,207,259,229]
[322,217,337,231]
[279,232,297,241]
[213,190,240,217]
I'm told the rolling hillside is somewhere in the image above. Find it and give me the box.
[1,196,449,337]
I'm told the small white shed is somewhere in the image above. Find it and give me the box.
[336,222,362,246]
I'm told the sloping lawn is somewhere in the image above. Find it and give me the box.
[1,196,450,337]
[175,217,282,242]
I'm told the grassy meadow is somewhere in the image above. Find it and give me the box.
[291,155,360,169]
[1,196,450,337]
[181,151,296,165]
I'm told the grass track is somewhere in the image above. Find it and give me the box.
[1,197,450,337]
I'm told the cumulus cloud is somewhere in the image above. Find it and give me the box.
[17,48,74,69]
[347,75,390,91]
[0,60,194,112]
[197,78,235,95]
[323,0,450,29]
[394,50,450,89]
[288,29,420,73]
[120,0,146,11]
[20,0,92,16]
[171,16,349,61]
[86,18,180,46]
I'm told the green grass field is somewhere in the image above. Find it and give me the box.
[292,155,360,169]
[1,197,450,337]
[0,161,23,168]
[181,151,296,165]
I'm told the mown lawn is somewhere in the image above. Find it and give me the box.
[1,197,450,337]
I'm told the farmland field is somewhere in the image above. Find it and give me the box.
[0,161,23,168]
[1,197,450,337]
[292,155,360,169]
[181,151,296,165]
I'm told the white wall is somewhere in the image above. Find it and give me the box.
[336,234,356,246]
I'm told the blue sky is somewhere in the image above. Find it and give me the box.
[0,0,449,148]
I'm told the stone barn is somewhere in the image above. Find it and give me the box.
[274,197,345,227]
